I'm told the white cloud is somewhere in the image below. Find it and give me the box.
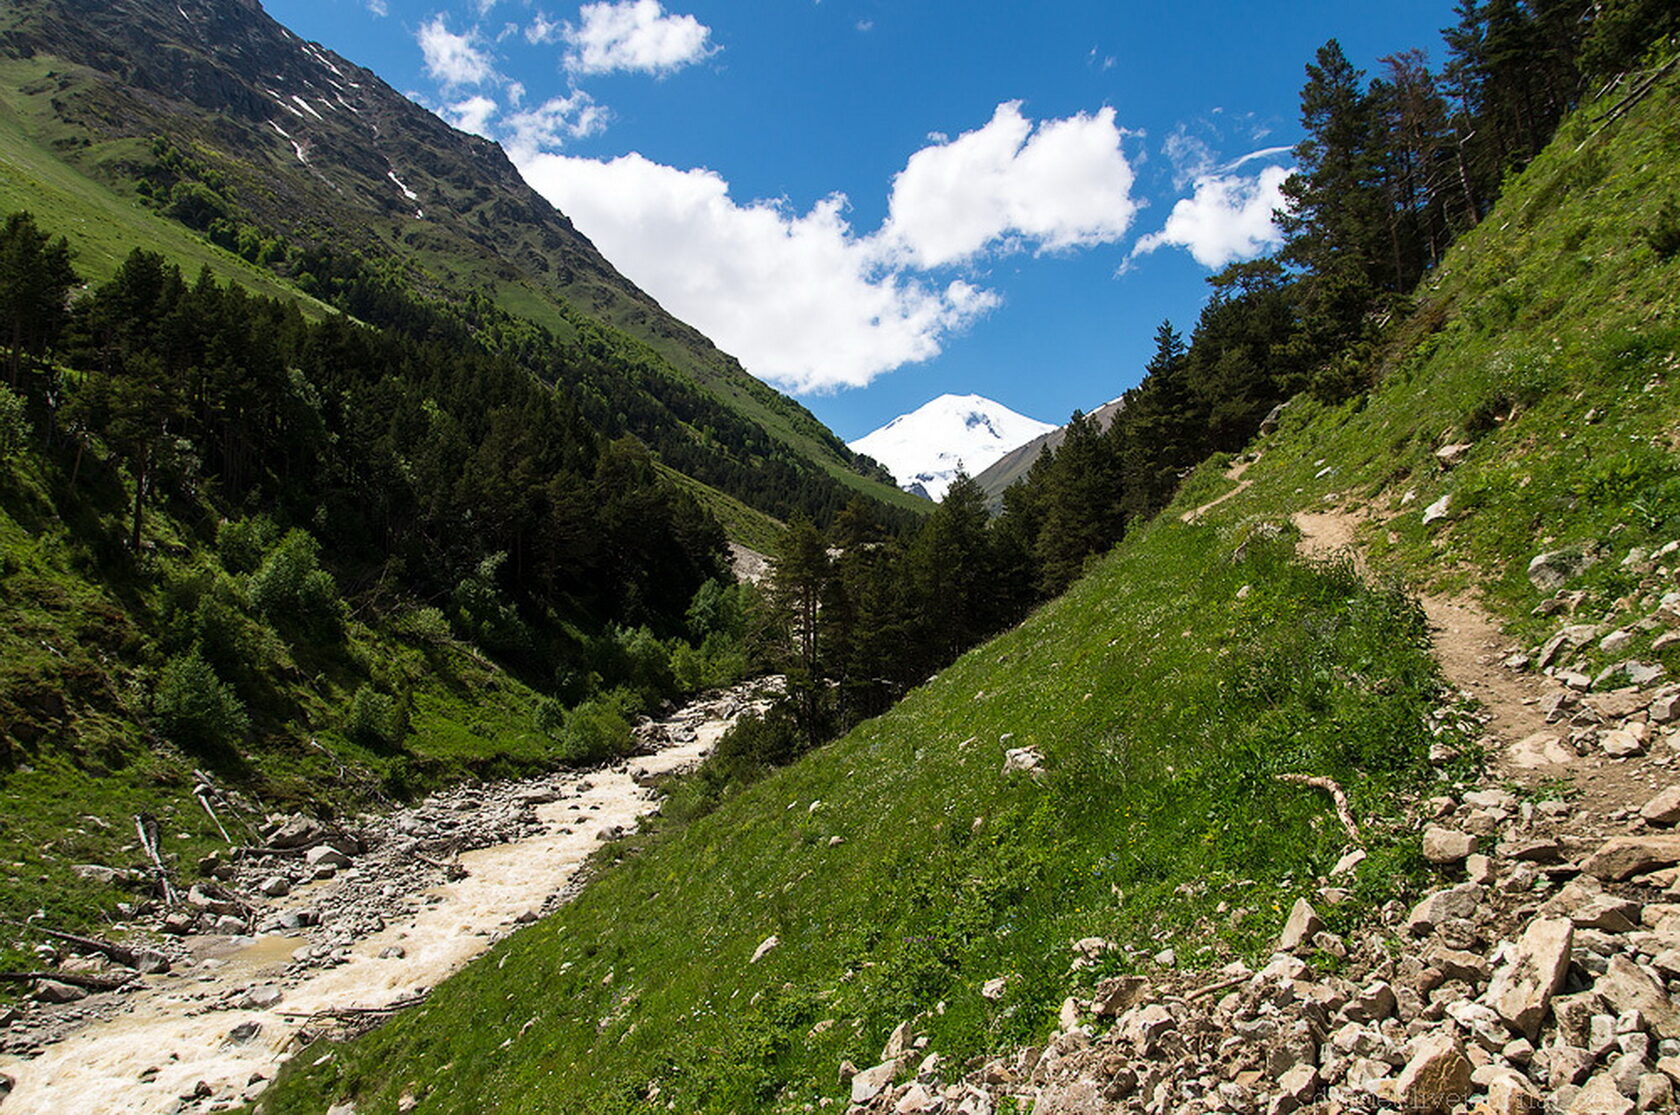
[417,15,494,88]
[444,94,499,136]
[562,0,714,76]
[503,92,609,157]
[512,151,999,392]
[1163,125,1215,189]
[367,0,388,16]
[527,11,563,44]
[879,102,1139,269]
[1130,163,1293,269]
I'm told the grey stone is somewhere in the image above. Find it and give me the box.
[1529,546,1600,592]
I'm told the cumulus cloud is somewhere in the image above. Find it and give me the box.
[513,152,999,392]
[562,0,715,76]
[505,102,1148,391]
[417,15,494,88]
[879,102,1138,269]
[503,92,609,158]
[444,94,499,136]
[1131,162,1294,269]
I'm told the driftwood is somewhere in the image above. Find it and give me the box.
[1187,974,1250,1002]
[412,850,468,879]
[0,970,138,992]
[1274,773,1360,842]
[134,814,177,906]
[0,918,142,968]
[275,995,426,1021]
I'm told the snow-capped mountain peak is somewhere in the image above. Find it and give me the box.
[848,394,1056,502]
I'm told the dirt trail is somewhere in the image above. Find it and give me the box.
[0,680,779,1114]
[1180,458,1255,523]
[1291,507,1669,813]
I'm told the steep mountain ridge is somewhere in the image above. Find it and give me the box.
[0,0,920,524]
[971,395,1126,508]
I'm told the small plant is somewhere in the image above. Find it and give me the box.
[0,384,30,460]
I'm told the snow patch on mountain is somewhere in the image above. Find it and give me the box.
[849,394,1056,502]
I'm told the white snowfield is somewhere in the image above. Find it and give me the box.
[849,393,1055,502]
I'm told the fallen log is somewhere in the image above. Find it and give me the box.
[0,918,143,968]
[0,970,139,992]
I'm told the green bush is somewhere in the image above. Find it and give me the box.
[345,684,408,747]
[1648,198,1680,260]
[553,693,638,766]
[153,646,248,752]
[395,606,451,644]
[249,528,344,636]
[0,384,30,460]
[217,515,279,574]
[450,553,532,654]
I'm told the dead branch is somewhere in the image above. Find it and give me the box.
[0,970,139,992]
[0,918,143,968]
[134,814,178,906]
[275,995,426,1021]
[1274,773,1360,842]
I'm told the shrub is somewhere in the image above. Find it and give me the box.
[553,693,637,766]
[1649,198,1680,260]
[395,606,451,644]
[153,646,248,752]
[217,515,279,574]
[450,553,531,654]
[249,528,344,636]
[0,384,30,460]
[345,684,408,747]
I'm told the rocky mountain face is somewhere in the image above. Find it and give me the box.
[849,394,1056,502]
[0,0,907,522]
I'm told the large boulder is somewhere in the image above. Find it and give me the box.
[1528,545,1599,592]
[1277,898,1324,952]
[1485,917,1573,1039]
[1581,836,1680,881]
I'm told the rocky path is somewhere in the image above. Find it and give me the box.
[842,508,1680,1115]
[0,678,780,1114]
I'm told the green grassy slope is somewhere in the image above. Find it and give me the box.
[260,60,1680,1115]
[1180,68,1680,673]
[0,445,571,948]
[263,511,1455,1115]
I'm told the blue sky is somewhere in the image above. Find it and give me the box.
[261,0,1460,441]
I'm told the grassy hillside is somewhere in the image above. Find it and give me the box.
[261,58,1680,1115]
[0,444,560,945]
[263,508,1456,1115]
[1181,68,1680,667]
